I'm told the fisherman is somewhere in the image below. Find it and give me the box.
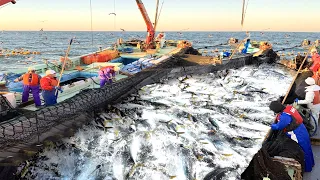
[294,77,320,128]
[14,67,41,106]
[269,101,315,172]
[155,32,166,48]
[98,66,119,88]
[309,49,320,83]
[241,39,251,54]
[40,69,61,106]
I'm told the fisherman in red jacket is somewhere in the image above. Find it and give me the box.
[269,101,314,172]
[309,49,320,84]
[14,67,41,106]
[40,70,61,106]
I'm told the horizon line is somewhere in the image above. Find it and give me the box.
[1,30,320,33]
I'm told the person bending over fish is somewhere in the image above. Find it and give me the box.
[98,66,119,88]
[269,101,314,172]
[40,70,62,106]
[14,67,41,106]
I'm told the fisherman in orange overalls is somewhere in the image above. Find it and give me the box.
[14,67,41,106]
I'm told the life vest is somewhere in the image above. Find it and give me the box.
[313,90,320,105]
[276,105,303,132]
[312,73,320,85]
[22,73,39,86]
[309,54,320,73]
[43,76,58,86]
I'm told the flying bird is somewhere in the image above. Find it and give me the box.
[120,28,125,31]
[109,13,116,16]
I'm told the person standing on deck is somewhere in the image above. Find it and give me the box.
[14,67,41,106]
[241,39,251,54]
[98,66,119,88]
[155,32,166,48]
[309,49,320,84]
[294,77,320,128]
[40,70,61,106]
[269,101,315,172]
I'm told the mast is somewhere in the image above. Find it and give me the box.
[154,0,160,32]
[135,0,155,48]
[241,0,245,29]
[0,0,16,7]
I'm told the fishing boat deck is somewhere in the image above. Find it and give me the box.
[120,46,180,59]
[14,47,180,112]
[304,123,320,180]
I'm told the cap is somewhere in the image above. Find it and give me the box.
[28,67,35,71]
[269,101,285,113]
[46,69,56,76]
[305,77,315,85]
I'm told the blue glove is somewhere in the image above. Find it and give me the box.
[55,86,63,93]
[271,124,278,130]
[294,98,299,103]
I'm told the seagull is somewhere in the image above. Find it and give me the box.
[109,13,116,16]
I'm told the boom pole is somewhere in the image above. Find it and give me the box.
[135,0,155,48]
[0,0,16,7]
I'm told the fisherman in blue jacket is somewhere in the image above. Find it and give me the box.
[269,101,315,172]
[241,39,251,54]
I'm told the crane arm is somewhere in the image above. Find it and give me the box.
[135,0,155,46]
[0,0,16,7]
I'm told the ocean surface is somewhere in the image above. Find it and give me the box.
[0,31,316,179]
[0,31,320,73]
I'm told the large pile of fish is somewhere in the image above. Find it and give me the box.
[26,64,293,180]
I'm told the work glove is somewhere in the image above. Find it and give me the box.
[293,102,299,109]
[55,86,63,93]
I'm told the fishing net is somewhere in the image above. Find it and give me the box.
[0,94,22,121]
[241,131,304,180]
[0,50,254,150]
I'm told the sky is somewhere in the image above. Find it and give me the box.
[0,0,319,32]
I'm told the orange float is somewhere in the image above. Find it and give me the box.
[81,50,119,64]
